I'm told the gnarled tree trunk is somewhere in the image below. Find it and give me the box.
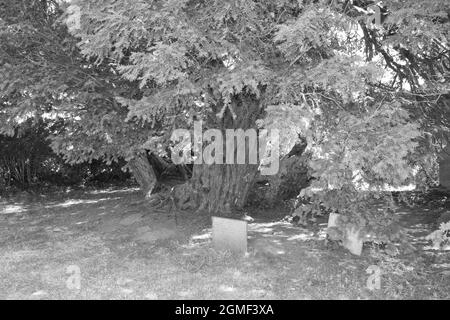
[172,93,266,214]
[174,163,259,214]
[128,153,157,198]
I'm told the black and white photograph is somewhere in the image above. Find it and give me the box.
[0,0,449,307]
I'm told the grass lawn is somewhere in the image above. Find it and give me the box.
[0,188,449,300]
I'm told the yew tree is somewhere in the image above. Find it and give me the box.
[0,0,163,194]
[1,0,449,217]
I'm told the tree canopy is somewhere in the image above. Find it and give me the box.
[0,0,449,215]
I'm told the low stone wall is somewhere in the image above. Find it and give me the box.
[440,145,450,190]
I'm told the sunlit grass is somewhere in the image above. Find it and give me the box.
[0,188,449,300]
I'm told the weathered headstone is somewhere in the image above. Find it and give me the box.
[439,145,450,190]
[342,225,363,256]
[327,212,363,256]
[327,212,340,229]
[212,216,248,255]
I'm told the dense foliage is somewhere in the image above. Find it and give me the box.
[0,118,54,188]
[1,1,449,224]
[0,118,131,191]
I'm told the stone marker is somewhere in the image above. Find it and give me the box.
[342,225,363,256]
[327,212,363,256]
[327,212,340,229]
[212,216,248,255]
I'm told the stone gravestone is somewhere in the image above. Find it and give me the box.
[342,225,363,256]
[212,216,248,255]
[327,212,363,256]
